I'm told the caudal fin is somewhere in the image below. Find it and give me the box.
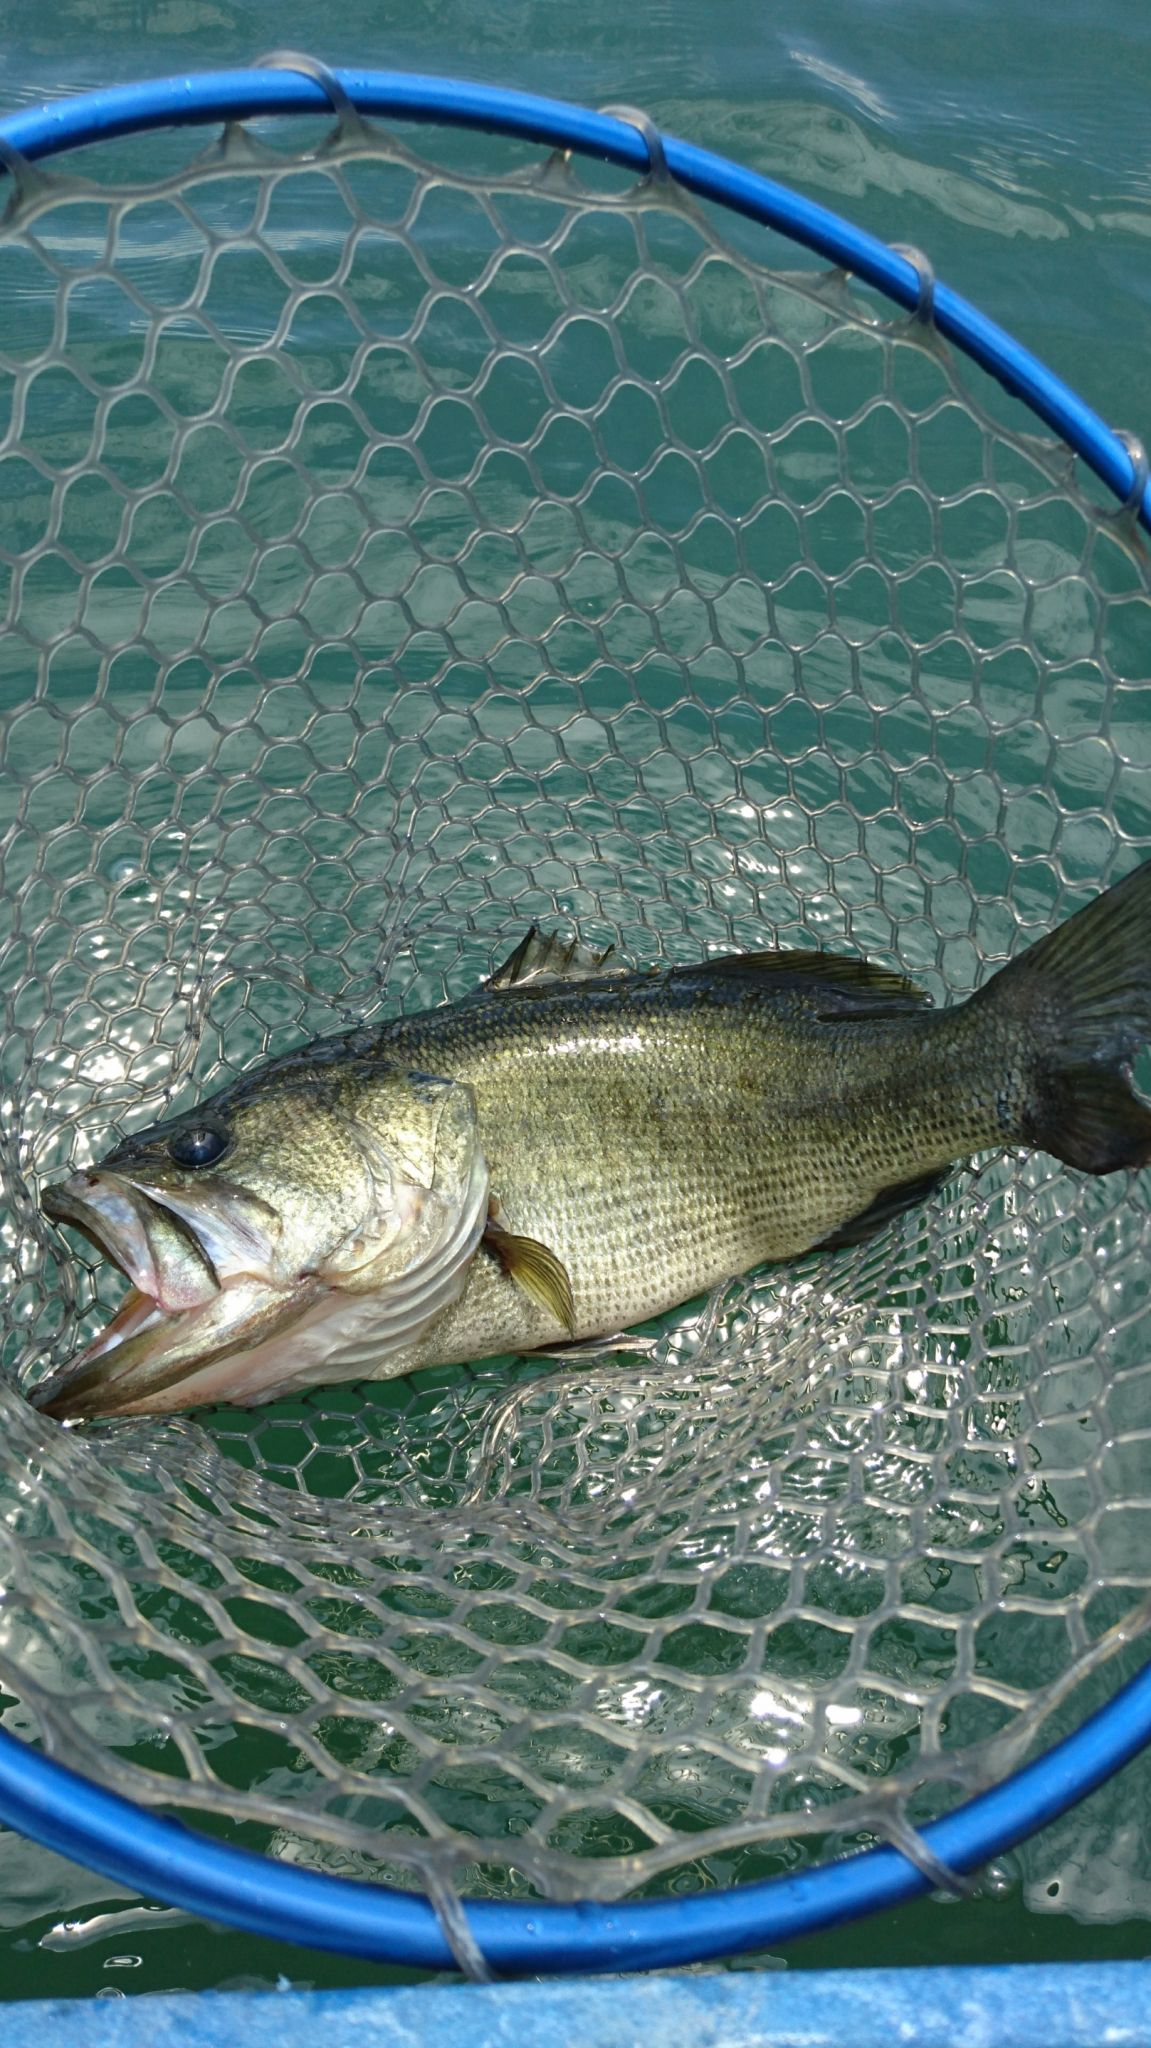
[977,859,1151,1174]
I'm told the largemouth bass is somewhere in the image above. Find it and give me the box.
[33,860,1151,1421]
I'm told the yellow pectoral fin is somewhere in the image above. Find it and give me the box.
[484,1220,576,1335]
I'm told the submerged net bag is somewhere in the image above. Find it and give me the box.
[1,63,1150,1950]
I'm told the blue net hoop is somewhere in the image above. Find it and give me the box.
[0,62,1149,1975]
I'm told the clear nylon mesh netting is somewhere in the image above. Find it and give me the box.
[0,103,1150,1918]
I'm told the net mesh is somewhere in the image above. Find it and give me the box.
[1,106,1150,1914]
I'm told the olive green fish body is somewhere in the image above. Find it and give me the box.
[372,971,1004,1371]
[34,858,1151,1417]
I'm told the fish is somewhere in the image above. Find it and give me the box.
[32,858,1151,1422]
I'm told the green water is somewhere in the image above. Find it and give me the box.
[3,0,1151,1997]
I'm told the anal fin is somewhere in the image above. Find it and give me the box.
[815,1166,952,1253]
[484,1217,577,1334]
[1027,1063,1151,1174]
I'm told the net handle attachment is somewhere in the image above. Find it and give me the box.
[598,102,671,185]
[539,101,673,195]
[0,132,56,220]
[1110,428,1151,541]
[247,50,375,149]
[889,242,937,328]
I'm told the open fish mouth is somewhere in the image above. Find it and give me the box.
[31,1111,490,1422]
[31,1172,247,1420]
[40,1172,222,1312]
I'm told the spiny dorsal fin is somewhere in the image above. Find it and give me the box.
[484,1217,577,1334]
[668,948,932,1018]
[485,927,625,992]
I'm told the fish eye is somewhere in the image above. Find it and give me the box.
[167,1123,230,1169]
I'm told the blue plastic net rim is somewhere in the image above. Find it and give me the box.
[1,62,1149,536]
[0,61,1148,1973]
[2,1650,1151,1973]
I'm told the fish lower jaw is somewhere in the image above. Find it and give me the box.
[29,1285,218,1420]
[68,1285,168,1368]
[31,1262,461,1420]
[101,1269,472,1414]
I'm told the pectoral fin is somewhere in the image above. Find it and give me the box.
[484,1218,576,1334]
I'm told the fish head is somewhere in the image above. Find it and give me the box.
[33,1060,488,1420]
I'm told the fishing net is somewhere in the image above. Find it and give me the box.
[1,90,1150,1932]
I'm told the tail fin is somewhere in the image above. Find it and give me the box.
[978,859,1151,1175]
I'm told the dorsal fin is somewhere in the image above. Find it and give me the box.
[667,948,932,1018]
[484,931,930,1017]
[485,927,626,991]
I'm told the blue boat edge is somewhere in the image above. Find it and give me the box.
[9,1962,1151,2047]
